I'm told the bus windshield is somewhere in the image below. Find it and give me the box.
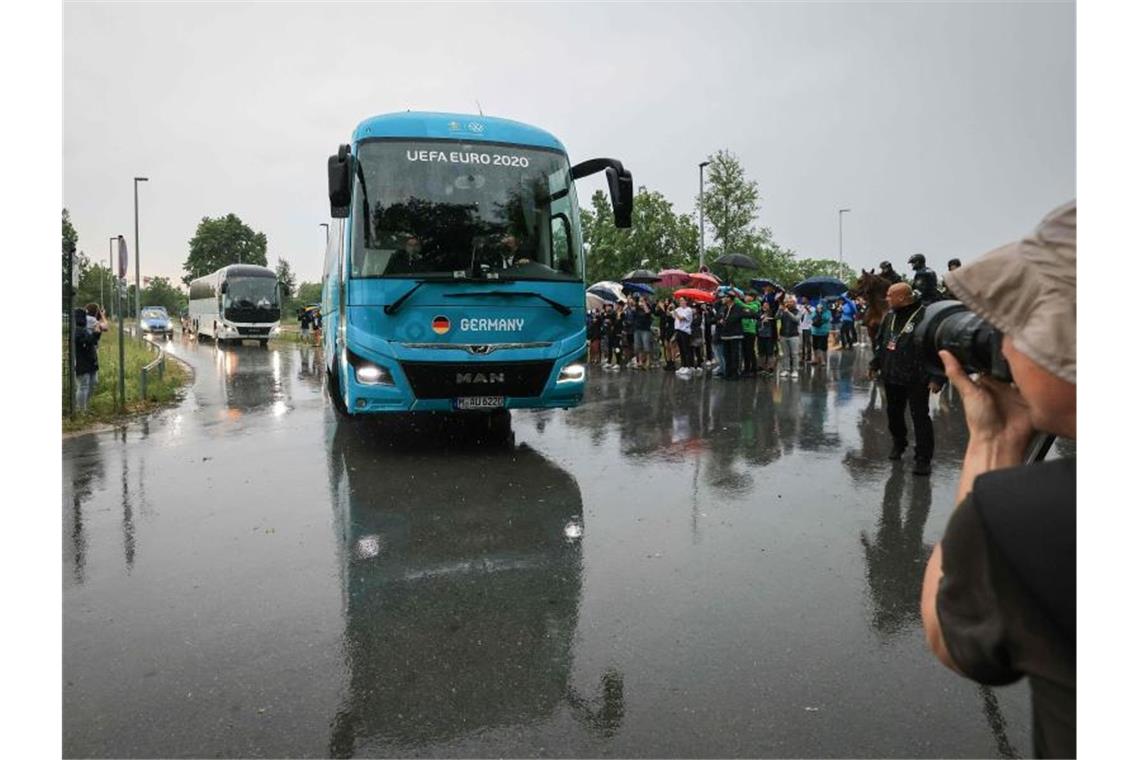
[223,276,280,322]
[350,140,581,281]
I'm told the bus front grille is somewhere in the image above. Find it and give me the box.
[399,360,554,399]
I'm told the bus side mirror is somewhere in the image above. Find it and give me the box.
[328,144,352,218]
[607,167,634,228]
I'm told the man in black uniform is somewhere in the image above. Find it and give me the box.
[879,260,904,284]
[869,282,943,476]
[908,253,941,304]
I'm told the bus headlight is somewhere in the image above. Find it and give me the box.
[557,362,586,383]
[354,363,393,386]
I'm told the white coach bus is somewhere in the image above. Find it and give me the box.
[188,264,281,347]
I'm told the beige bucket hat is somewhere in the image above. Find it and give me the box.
[944,200,1076,384]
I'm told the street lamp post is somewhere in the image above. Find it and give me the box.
[838,208,851,278]
[133,177,149,321]
[698,161,710,269]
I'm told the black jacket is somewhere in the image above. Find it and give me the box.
[912,267,941,303]
[870,301,941,387]
[719,301,745,338]
[75,325,101,376]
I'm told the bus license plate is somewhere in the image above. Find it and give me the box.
[454,396,504,410]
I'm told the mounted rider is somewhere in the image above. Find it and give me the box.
[879,260,904,285]
[908,253,941,304]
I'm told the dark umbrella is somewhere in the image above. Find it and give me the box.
[714,253,759,270]
[750,277,784,292]
[622,269,662,283]
[621,281,654,295]
[793,275,848,299]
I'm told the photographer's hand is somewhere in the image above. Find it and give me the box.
[940,350,1034,505]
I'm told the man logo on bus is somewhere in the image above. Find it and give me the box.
[448,121,461,131]
[432,315,451,335]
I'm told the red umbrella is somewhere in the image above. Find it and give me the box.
[656,268,690,288]
[686,272,720,291]
[672,288,716,303]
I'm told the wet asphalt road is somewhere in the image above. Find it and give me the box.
[63,334,1036,758]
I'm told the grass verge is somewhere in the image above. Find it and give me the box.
[62,328,190,433]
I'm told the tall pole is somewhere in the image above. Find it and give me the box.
[838,208,851,279]
[698,160,710,269]
[133,177,149,321]
[67,245,75,417]
[117,235,127,411]
[108,237,116,319]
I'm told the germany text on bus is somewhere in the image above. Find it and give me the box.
[321,111,632,419]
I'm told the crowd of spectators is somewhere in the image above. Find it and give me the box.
[586,287,866,381]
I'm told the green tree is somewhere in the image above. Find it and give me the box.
[295,281,322,305]
[62,208,88,310]
[182,213,268,285]
[275,258,296,300]
[697,150,760,256]
[581,187,700,283]
[140,277,186,315]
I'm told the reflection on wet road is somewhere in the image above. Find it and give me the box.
[63,335,1033,757]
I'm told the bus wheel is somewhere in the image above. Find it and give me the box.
[328,362,351,418]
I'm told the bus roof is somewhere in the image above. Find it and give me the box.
[220,264,276,278]
[352,112,566,153]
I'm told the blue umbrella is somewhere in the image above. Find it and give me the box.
[621,281,654,295]
[793,276,848,299]
[750,278,784,292]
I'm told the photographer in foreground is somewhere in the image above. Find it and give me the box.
[920,201,1075,758]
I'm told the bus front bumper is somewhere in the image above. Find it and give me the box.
[341,347,587,414]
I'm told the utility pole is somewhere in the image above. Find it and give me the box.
[838,208,851,279]
[108,237,116,319]
[133,177,149,320]
[698,161,710,269]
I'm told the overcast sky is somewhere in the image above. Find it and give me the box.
[63,1,1074,287]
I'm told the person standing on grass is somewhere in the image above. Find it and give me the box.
[73,308,102,413]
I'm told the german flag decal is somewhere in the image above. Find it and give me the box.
[431,315,451,335]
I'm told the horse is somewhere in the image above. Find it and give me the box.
[850,269,891,346]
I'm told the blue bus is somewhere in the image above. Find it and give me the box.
[322,111,632,421]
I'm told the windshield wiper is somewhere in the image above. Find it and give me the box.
[384,274,477,315]
[443,290,572,316]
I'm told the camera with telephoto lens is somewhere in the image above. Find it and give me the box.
[914,301,1012,382]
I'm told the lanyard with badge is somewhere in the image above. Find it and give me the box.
[886,308,920,351]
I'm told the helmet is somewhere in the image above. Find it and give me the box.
[879,260,894,271]
[947,257,961,270]
[908,253,926,267]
